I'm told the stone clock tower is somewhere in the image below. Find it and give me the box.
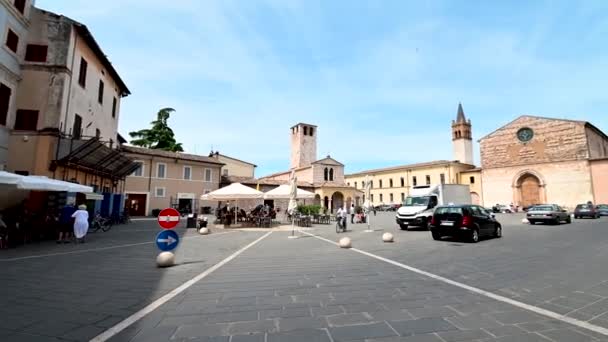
[290,123,317,169]
[452,103,474,165]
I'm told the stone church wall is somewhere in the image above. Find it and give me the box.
[481,160,593,210]
[480,117,589,169]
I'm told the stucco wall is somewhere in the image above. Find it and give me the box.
[65,30,122,142]
[590,159,608,204]
[586,126,608,160]
[17,9,123,144]
[481,160,593,210]
[480,116,589,169]
[216,155,255,178]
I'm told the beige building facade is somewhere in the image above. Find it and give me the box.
[346,161,476,206]
[5,6,136,210]
[0,0,35,170]
[208,151,256,178]
[122,146,223,216]
[479,115,608,209]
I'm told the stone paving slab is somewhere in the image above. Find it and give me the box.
[106,231,608,342]
[0,220,265,342]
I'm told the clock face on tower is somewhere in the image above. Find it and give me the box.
[517,127,534,142]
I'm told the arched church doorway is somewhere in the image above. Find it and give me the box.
[518,174,541,208]
[471,192,480,205]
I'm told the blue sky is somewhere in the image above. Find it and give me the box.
[38,0,608,176]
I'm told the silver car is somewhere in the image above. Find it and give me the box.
[527,204,571,225]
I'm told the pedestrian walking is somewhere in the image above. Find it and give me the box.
[58,203,76,243]
[373,206,377,216]
[350,204,355,224]
[72,205,89,243]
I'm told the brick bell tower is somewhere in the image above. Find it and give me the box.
[452,103,474,165]
[290,123,317,169]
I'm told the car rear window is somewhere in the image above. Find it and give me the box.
[435,207,464,215]
[599,205,608,209]
[529,205,554,211]
[576,204,591,209]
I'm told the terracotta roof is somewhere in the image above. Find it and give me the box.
[121,145,224,165]
[345,160,472,177]
[259,166,311,179]
[312,156,344,166]
[312,181,362,190]
[477,115,607,142]
[221,176,313,187]
[460,167,482,172]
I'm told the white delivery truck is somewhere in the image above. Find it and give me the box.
[395,184,471,230]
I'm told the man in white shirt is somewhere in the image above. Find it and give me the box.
[336,206,347,230]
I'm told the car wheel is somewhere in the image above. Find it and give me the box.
[528,220,535,225]
[495,225,502,238]
[431,231,442,240]
[470,229,479,243]
[566,216,572,224]
[399,224,409,231]
[419,218,428,230]
[554,218,561,225]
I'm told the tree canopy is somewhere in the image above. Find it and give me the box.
[129,108,184,152]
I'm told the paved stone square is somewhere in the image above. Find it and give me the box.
[2,213,608,341]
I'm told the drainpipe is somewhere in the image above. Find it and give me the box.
[63,30,78,134]
[148,157,153,192]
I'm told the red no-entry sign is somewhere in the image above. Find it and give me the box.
[157,208,180,229]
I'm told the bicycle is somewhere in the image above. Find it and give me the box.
[336,216,347,233]
[90,213,113,232]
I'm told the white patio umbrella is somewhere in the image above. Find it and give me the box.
[201,183,264,224]
[264,184,315,199]
[287,170,299,238]
[363,175,373,232]
[0,171,94,192]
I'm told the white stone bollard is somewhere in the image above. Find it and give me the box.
[198,227,210,235]
[338,237,352,249]
[382,232,394,242]
[522,218,529,224]
[156,252,175,268]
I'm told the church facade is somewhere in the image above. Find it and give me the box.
[478,116,608,209]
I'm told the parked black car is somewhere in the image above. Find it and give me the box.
[429,205,502,243]
[574,204,600,219]
[598,204,608,216]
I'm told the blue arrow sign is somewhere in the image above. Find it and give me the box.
[156,230,180,251]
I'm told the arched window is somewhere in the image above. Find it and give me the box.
[389,179,393,188]
[379,179,383,188]
[354,182,357,189]
[329,168,334,181]
[324,168,328,181]
[304,126,308,135]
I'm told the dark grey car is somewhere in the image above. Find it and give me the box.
[527,204,571,225]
